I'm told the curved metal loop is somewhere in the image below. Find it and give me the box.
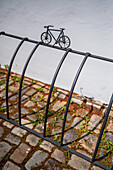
[6,38,27,119]
[92,93,113,162]
[60,52,90,146]
[18,42,40,125]
[43,48,71,137]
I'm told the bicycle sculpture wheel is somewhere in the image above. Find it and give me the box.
[41,25,71,49]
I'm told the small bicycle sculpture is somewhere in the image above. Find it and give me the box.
[40,25,71,49]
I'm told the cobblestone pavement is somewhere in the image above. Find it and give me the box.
[0,68,113,169]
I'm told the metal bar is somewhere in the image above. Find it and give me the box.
[60,53,90,146]
[0,114,109,170]
[6,38,27,119]
[18,42,40,125]
[1,32,113,63]
[92,93,113,162]
[43,48,71,137]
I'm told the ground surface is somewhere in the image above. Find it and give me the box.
[0,68,113,169]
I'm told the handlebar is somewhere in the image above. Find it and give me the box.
[44,25,54,28]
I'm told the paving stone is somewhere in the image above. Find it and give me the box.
[71,117,82,129]
[10,95,17,101]
[57,119,69,127]
[3,161,21,170]
[88,115,102,129]
[34,124,44,133]
[11,127,27,137]
[25,150,48,170]
[37,82,44,86]
[52,128,62,135]
[93,104,101,110]
[79,134,98,153]
[43,95,54,102]
[52,101,66,112]
[105,132,113,143]
[21,86,30,95]
[3,121,14,129]
[21,108,28,114]
[51,149,65,163]
[0,126,4,137]
[11,112,19,119]
[86,101,93,107]
[21,119,33,129]
[9,86,19,92]
[32,84,41,89]
[54,92,66,99]
[72,98,83,105]
[63,129,78,144]
[26,134,40,146]
[91,165,104,170]
[107,121,113,133]
[24,100,35,107]
[76,108,89,117]
[98,148,105,157]
[37,101,46,107]
[26,88,36,96]
[57,89,68,95]
[27,115,36,121]
[110,110,113,117]
[68,154,90,169]
[44,159,60,170]
[0,84,6,91]
[4,133,21,145]
[40,140,54,152]
[0,142,12,161]
[10,143,31,163]
[67,114,72,121]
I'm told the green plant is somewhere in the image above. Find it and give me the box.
[70,99,73,104]
[61,105,66,111]
[31,97,37,103]
[80,104,85,109]
[0,107,6,112]
[13,76,21,82]
[37,87,44,92]
[4,64,9,70]
[0,79,5,85]
[64,150,71,158]
[48,110,55,116]
[72,113,78,117]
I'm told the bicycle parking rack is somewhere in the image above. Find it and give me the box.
[0,31,113,170]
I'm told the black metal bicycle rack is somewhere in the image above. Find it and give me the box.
[0,31,113,170]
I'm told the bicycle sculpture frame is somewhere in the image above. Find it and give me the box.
[41,25,71,49]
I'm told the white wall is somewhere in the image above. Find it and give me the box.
[0,0,113,103]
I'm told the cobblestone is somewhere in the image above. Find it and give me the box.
[0,126,4,137]
[3,121,14,129]
[21,119,33,129]
[40,140,54,152]
[0,142,12,161]
[11,127,27,137]
[4,133,21,145]
[24,100,35,107]
[68,154,90,169]
[25,150,48,170]
[51,149,65,163]
[10,143,31,163]
[52,101,66,111]
[26,134,40,146]
[3,161,21,170]
[79,134,98,153]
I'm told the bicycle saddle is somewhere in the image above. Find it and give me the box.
[44,25,54,28]
[60,28,65,30]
